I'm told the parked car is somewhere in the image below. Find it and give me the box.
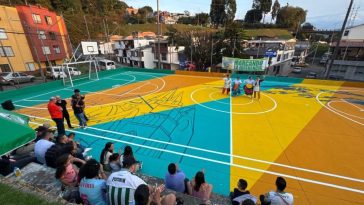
[0,72,35,85]
[97,59,116,70]
[292,67,302,73]
[46,66,67,79]
[306,72,318,79]
[329,75,343,80]
[64,67,81,76]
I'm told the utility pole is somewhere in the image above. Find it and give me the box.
[325,0,354,79]
[210,36,213,70]
[84,15,91,41]
[157,0,161,69]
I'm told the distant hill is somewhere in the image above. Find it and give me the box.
[245,29,293,40]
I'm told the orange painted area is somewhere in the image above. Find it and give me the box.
[17,75,221,126]
[249,86,364,204]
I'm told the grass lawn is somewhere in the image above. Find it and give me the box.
[245,28,293,39]
[0,182,61,205]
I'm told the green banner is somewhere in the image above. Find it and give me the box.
[222,57,267,71]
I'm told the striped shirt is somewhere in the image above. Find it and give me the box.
[106,170,146,205]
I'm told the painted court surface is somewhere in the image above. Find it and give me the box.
[4,68,364,204]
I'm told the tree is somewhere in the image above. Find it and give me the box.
[210,0,225,28]
[271,0,280,22]
[194,13,210,25]
[276,6,306,30]
[225,0,237,24]
[302,22,315,30]
[260,0,272,23]
[139,6,153,17]
[244,9,263,24]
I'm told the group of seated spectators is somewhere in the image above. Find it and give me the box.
[0,125,294,205]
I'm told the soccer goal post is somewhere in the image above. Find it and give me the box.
[61,60,99,87]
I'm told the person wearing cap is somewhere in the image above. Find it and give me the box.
[107,156,147,205]
[47,97,65,136]
[71,89,89,121]
[55,96,74,129]
[72,94,87,129]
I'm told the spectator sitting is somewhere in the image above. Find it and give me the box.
[164,163,186,193]
[107,156,146,205]
[34,131,55,164]
[0,153,35,176]
[261,177,294,205]
[134,184,176,205]
[120,145,134,165]
[242,199,256,205]
[67,133,90,158]
[45,141,75,168]
[100,142,114,171]
[230,179,257,205]
[55,153,85,187]
[187,170,213,202]
[79,159,108,205]
[109,153,122,172]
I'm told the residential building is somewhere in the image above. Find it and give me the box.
[243,39,296,75]
[129,45,155,68]
[114,34,155,65]
[0,6,36,72]
[325,24,364,81]
[126,7,138,16]
[151,41,185,70]
[16,5,71,68]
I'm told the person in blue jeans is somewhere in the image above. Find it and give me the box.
[164,163,186,193]
[72,95,87,129]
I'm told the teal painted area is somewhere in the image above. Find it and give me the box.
[74,101,230,196]
[10,70,170,108]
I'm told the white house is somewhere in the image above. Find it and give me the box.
[243,39,296,76]
[342,24,364,41]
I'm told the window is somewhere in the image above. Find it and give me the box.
[162,53,167,61]
[53,45,61,54]
[0,46,14,57]
[45,16,53,25]
[38,30,46,39]
[49,32,56,40]
[277,55,281,62]
[25,63,36,71]
[0,28,7,39]
[0,64,11,72]
[42,46,51,55]
[344,30,349,36]
[32,14,41,24]
[141,52,144,57]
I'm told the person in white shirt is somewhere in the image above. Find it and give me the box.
[232,77,242,96]
[253,76,265,100]
[107,156,146,205]
[34,132,55,164]
[261,177,294,205]
[222,74,232,95]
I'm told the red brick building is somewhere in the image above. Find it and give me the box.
[16,5,71,68]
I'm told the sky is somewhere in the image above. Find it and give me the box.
[123,0,364,29]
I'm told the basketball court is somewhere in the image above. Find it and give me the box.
[5,68,364,204]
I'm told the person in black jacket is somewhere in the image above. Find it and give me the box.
[71,89,89,121]
[55,96,74,129]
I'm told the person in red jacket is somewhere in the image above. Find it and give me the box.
[48,97,65,137]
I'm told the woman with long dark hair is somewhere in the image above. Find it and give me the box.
[55,154,85,187]
[120,145,134,165]
[79,159,108,205]
[187,171,213,202]
[99,142,114,171]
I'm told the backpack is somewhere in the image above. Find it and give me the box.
[45,144,64,168]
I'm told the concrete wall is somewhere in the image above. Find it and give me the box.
[0,6,35,72]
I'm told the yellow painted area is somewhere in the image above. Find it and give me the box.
[0,6,35,72]
[230,82,344,191]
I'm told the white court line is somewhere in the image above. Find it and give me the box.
[342,99,364,112]
[24,114,364,184]
[14,71,132,103]
[209,91,254,106]
[191,87,277,115]
[316,90,364,126]
[327,101,364,120]
[28,120,364,195]
[22,99,49,102]
[128,70,221,79]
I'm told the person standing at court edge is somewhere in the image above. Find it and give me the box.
[56,96,74,129]
[48,97,65,137]
[72,89,89,121]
